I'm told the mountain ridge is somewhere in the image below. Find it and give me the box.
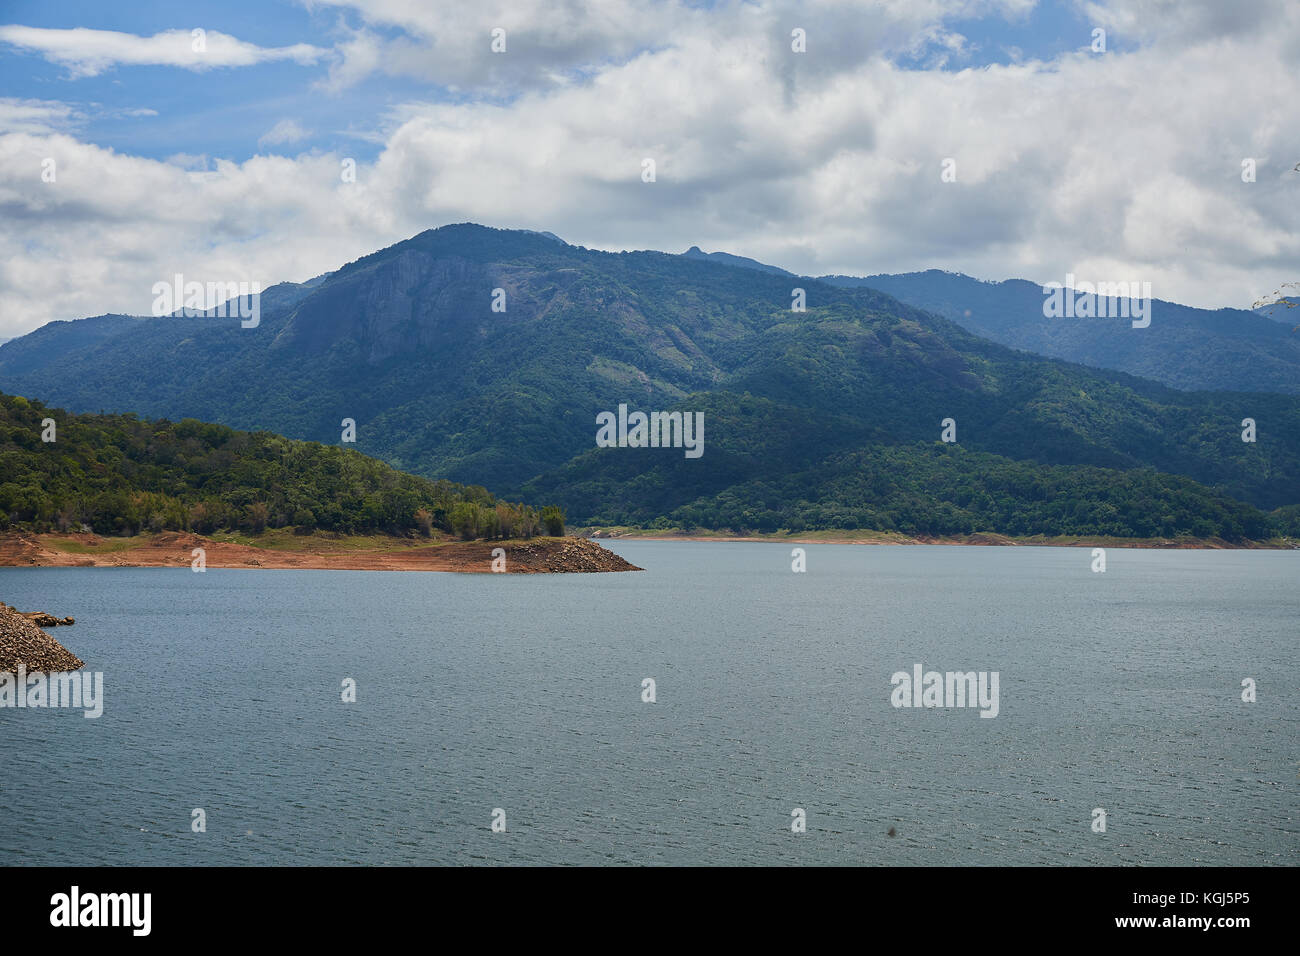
[666,249,1299,394]
[1,223,1296,538]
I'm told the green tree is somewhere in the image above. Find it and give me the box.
[541,505,565,536]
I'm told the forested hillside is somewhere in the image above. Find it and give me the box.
[0,392,563,539]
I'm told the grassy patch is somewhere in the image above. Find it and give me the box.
[45,536,140,554]
[208,529,444,552]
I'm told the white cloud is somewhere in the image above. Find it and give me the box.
[0,98,160,136]
[311,0,1040,91]
[0,98,80,135]
[0,25,327,77]
[0,0,1297,340]
[1076,0,1294,43]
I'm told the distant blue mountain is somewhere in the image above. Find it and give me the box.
[824,271,1300,395]
[671,249,1299,394]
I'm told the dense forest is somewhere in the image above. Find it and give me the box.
[0,392,564,539]
[542,437,1290,540]
[514,385,1298,541]
[1,390,1293,542]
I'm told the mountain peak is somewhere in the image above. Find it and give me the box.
[677,245,794,277]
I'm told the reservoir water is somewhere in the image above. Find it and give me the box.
[1,542,1295,865]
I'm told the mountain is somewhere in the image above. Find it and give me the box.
[1,223,1296,540]
[0,391,562,539]
[663,250,1300,394]
[0,314,144,369]
[823,271,1300,395]
[0,275,332,378]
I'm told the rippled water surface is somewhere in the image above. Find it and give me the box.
[1,542,1295,865]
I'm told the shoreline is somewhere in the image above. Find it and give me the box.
[579,528,1297,550]
[1,529,1292,571]
[0,531,642,573]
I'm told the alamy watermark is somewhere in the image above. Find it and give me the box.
[596,404,704,458]
[50,886,150,936]
[1042,274,1152,328]
[152,273,261,328]
[890,664,999,718]
[0,665,104,718]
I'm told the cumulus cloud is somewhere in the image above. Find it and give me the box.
[313,0,701,92]
[0,0,1297,339]
[311,0,1039,92]
[1076,0,1296,43]
[0,25,327,77]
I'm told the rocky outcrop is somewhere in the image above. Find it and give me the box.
[24,611,75,626]
[11,610,74,627]
[0,602,84,673]
[0,601,75,626]
[0,601,74,626]
[501,537,643,572]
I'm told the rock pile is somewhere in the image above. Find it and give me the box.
[506,537,643,573]
[0,602,84,673]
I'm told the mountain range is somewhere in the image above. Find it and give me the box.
[1,223,1296,539]
[822,271,1300,395]
[680,244,1300,394]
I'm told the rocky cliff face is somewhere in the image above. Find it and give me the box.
[278,250,486,363]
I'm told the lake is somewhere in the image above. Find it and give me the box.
[1,542,1295,865]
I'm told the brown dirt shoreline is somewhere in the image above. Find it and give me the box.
[0,531,643,573]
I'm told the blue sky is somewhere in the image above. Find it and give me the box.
[0,0,1296,336]
[2,1,406,165]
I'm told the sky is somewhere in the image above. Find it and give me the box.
[0,0,1297,339]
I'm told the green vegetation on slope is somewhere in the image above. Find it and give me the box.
[522,392,1287,541]
[0,392,564,539]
